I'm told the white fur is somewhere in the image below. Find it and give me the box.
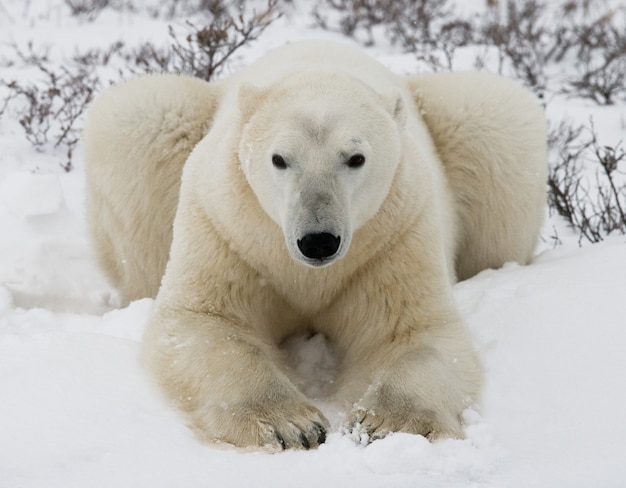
[84,41,547,450]
[83,74,220,301]
[238,71,406,266]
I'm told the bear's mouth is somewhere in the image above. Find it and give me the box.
[296,233,341,266]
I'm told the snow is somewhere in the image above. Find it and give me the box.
[2,172,64,216]
[1,1,626,487]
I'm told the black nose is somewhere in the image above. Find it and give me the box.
[297,233,341,260]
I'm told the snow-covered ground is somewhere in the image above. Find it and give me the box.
[1,1,626,487]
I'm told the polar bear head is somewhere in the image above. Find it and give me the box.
[238,72,406,267]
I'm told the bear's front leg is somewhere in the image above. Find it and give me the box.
[142,306,328,451]
[335,305,481,443]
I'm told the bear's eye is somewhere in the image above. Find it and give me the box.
[272,154,287,170]
[346,154,365,169]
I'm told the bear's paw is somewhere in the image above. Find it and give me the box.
[191,401,329,452]
[344,403,462,445]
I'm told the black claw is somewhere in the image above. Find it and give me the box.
[299,432,311,449]
[275,431,286,450]
[314,422,327,445]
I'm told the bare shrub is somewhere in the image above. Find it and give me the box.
[573,10,626,61]
[386,0,454,47]
[72,41,126,68]
[312,0,388,45]
[562,9,626,105]
[436,20,475,69]
[128,0,281,80]
[313,0,468,68]
[390,0,473,71]
[0,43,101,171]
[566,56,626,105]
[127,42,172,74]
[315,0,624,92]
[153,0,234,19]
[64,0,111,20]
[481,0,558,92]
[548,120,626,243]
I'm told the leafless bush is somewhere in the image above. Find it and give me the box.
[64,0,110,20]
[313,0,387,45]
[435,20,474,69]
[390,0,472,70]
[572,10,626,61]
[315,0,625,92]
[63,0,138,20]
[562,10,626,105]
[314,0,469,69]
[0,41,50,67]
[481,0,563,92]
[0,43,101,171]
[548,120,626,243]
[126,42,172,73]
[63,0,238,20]
[313,0,570,75]
[160,0,235,19]
[386,0,455,47]
[72,41,126,68]
[128,0,281,80]
[566,56,626,105]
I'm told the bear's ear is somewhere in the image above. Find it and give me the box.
[239,82,269,121]
[380,89,407,129]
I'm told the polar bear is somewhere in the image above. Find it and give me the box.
[84,40,547,450]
